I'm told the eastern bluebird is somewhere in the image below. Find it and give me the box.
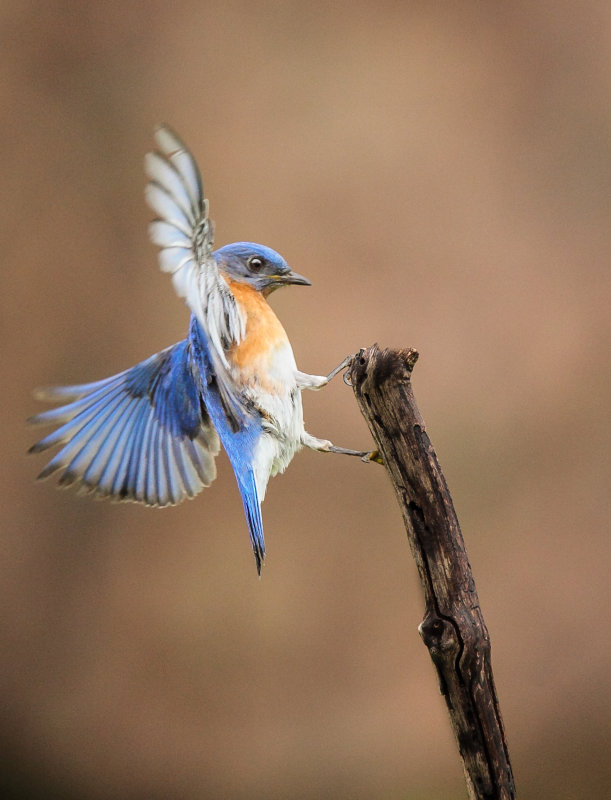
[30,126,375,574]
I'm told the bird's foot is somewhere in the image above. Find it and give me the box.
[361,449,383,465]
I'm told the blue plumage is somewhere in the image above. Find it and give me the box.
[125,340,204,440]
[30,341,219,507]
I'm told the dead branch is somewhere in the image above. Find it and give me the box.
[348,345,516,800]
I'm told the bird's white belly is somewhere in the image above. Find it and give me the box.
[240,340,305,499]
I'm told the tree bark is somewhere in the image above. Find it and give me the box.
[348,345,516,800]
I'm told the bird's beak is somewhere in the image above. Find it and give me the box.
[280,270,312,286]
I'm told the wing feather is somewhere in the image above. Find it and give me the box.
[30,341,220,507]
[145,183,193,235]
[153,126,203,209]
[144,152,197,222]
[146,125,246,429]
[149,219,191,250]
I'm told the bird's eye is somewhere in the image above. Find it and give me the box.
[248,256,264,273]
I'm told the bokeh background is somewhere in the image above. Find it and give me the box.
[2,2,610,798]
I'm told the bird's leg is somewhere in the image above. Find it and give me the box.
[295,353,357,392]
[301,432,382,464]
[298,356,382,463]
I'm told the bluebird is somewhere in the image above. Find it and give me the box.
[30,125,375,574]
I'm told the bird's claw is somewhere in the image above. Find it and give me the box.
[342,354,357,386]
[361,450,383,465]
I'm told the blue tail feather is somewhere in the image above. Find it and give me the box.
[237,470,265,576]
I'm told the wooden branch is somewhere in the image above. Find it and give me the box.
[348,345,516,800]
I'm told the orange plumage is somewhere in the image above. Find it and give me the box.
[225,278,291,392]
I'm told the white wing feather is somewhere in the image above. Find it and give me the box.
[145,125,246,426]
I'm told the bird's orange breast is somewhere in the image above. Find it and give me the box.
[226,279,291,389]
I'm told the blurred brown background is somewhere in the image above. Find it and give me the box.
[2,2,610,798]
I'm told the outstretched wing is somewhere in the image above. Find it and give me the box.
[29,340,219,507]
[145,125,246,429]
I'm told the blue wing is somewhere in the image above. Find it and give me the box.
[29,340,220,507]
[188,317,266,573]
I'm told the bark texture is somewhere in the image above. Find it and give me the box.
[348,345,516,800]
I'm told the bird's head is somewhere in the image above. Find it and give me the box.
[213,242,311,296]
